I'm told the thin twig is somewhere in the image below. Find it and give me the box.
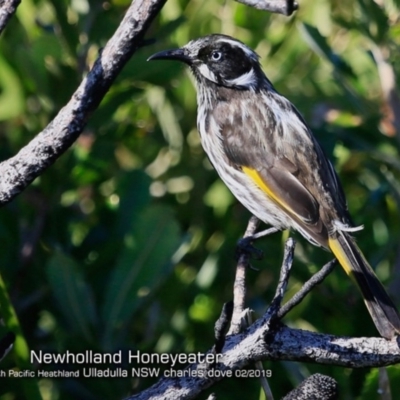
[256,237,295,400]
[0,331,15,362]
[269,238,296,317]
[214,301,233,354]
[278,259,337,319]
[256,360,274,400]
[242,311,274,400]
[229,216,259,335]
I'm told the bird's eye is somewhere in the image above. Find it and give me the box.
[211,51,222,61]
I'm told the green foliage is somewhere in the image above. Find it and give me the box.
[360,366,400,399]
[102,205,182,349]
[47,250,97,343]
[0,0,400,399]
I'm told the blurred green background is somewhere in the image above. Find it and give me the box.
[1,0,400,398]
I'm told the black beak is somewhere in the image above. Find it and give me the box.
[147,48,191,64]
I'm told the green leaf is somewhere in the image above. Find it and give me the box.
[116,170,152,237]
[47,250,97,342]
[0,273,42,400]
[334,1,389,44]
[48,0,79,58]
[0,55,25,120]
[299,23,355,78]
[357,0,389,43]
[101,205,181,349]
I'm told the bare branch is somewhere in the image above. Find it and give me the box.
[126,224,400,400]
[234,0,298,16]
[278,259,337,319]
[0,0,167,206]
[270,237,295,317]
[0,0,20,35]
[125,322,400,400]
[229,216,259,335]
[214,301,233,353]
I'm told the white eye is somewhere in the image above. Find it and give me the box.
[211,51,222,61]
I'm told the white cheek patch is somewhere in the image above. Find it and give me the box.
[226,68,256,89]
[198,64,219,84]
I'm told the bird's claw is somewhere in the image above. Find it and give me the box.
[236,236,264,260]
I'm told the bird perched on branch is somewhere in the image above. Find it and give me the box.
[148,34,400,339]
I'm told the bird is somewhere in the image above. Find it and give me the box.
[148,34,400,339]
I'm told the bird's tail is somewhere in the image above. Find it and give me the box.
[328,231,400,339]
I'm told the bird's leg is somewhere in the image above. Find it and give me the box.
[236,226,280,260]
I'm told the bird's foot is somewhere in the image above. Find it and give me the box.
[236,227,280,261]
[236,236,264,260]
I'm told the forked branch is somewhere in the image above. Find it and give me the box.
[126,221,400,400]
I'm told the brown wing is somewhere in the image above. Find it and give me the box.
[242,163,329,246]
[217,88,351,246]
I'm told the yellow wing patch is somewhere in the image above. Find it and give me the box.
[242,166,295,217]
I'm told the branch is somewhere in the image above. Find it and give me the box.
[234,0,298,16]
[278,258,337,319]
[269,237,295,317]
[125,323,400,400]
[0,0,167,206]
[214,301,233,354]
[0,0,20,35]
[126,229,400,399]
[229,216,259,335]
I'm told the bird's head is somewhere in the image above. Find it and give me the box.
[148,34,264,90]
